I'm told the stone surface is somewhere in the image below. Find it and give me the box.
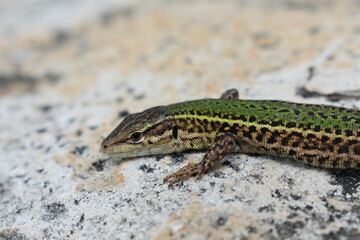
[1,0,360,239]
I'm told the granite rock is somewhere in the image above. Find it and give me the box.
[1,0,360,239]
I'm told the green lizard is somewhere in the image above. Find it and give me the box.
[101,89,360,187]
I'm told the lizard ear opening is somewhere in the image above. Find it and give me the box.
[172,126,178,139]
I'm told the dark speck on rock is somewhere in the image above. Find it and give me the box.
[134,94,145,100]
[88,126,98,130]
[213,172,225,178]
[45,146,51,153]
[36,128,47,133]
[92,158,109,171]
[71,146,88,156]
[43,202,67,221]
[216,216,227,226]
[249,174,264,184]
[77,214,85,227]
[0,72,38,94]
[307,66,315,81]
[0,183,5,195]
[15,174,27,179]
[53,30,71,46]
[127,88,134,94]
[258,204,274,213]
[272,189,286,199]
[291,194,301,200]
[76,129,83,136]
[43,181,50,188]
[118,110,129,118]
[43,71,62,83]
[46,202,66,214]
[276,221,304,239]
[320,197,340,214]
[24,178,31,184]
[56,135,63,142]
[67,118,75,124]
[309,26,321,35]
[139,164,154,173]
[38,105,53,112]
[246,226,257,233]
[351,205,360,215]
[101,7,136,25]
[222,160,239,172]
[305,205,313,211]
[281,176,294,187]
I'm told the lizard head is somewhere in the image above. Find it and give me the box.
[101,106,178,158]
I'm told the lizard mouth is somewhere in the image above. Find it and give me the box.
[101,143,174,158]
[101,141,140,153]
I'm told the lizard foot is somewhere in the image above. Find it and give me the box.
[163,161,209,188]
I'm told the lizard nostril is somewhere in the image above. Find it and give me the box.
[103,144,108,149]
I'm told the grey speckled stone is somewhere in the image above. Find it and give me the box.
[1,0,360,239]
[0,229,29,240]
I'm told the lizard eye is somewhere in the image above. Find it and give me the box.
[129,132,142,142]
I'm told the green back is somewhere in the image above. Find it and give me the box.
[164,99,360,131]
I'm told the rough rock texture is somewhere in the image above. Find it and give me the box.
[1,0,360,239]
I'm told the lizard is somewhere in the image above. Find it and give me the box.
[101,89,360,187]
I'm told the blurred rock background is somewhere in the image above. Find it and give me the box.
[1,0,360,239]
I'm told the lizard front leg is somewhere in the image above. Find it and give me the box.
[163,133,238,188]
[220,88,239,100]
